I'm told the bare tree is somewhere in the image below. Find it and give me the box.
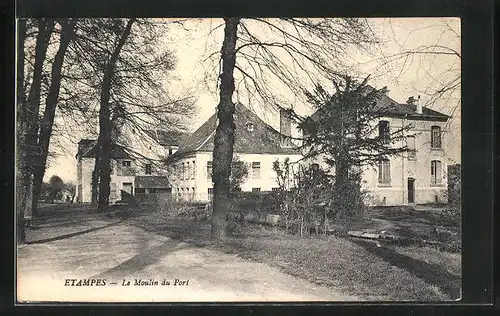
[52,18,195,211]
[32,19,77,215]
[16,18,54,243]
[94,18,136,212]
[16,18,28,244]
[205,18,377,240]
[369,19,460,139]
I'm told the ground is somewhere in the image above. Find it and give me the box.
[17,203,461,302]
[17,206,356,302]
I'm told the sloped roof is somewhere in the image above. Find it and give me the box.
[144,130,189,146]
[311,85,449,122]
[76,139,132,159]
[368,88,449,120]
[135,176,171,188]
[170,102,300,160]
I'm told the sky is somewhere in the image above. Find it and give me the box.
[42,17,461,183]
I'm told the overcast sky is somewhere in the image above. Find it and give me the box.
[43,17,461,183]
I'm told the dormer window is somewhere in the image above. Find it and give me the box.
[122,160,131,167]
[246,122,254,132]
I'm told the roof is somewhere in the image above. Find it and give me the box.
[312,85,449,122]
[144,130,189,147]
[76,139,132,159]
[170,102,301,160]
[135,176,171,188]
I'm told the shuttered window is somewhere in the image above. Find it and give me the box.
[379,121,390,144]
[431,160,442,185]
[431,126,442,148]
[378,160,391,184]
[207,161,212,179]
[252,162,261,179]
[407,136,416,160]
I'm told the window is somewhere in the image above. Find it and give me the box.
[208,188,214,195]
[207,161,212,179]
[407,136,416,160]
[431,160,442,185]
[186,162,190,180]
[135,188,146,194]
[431,126,442,148]
[122,160,131,167]
[191,161,195,179]
[378,160,391,184]
[252,188,261,192]
[168,148,173,156]
[272,187,280,192]
[181,163,186,180]
[379,120,390,144]
[145,164,152,175]
[192,187,195,198]
[252,162,261,179]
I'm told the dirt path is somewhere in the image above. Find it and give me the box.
[17,210,357,302]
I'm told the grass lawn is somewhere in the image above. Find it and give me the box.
[113,203,461,301]
[340,206,461,252]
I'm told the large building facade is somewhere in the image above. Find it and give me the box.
[306,91,451,206]
[77,91,452,207]
[75,135,177,204]
[166,102,303,202]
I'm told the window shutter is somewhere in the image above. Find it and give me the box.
[437,161,442,183]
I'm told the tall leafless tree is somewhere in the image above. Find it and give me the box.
[16,18,54,243]
[95,18,136,212]
[31,20,77,215]
[205,18,377,240]
[16,18,28,244]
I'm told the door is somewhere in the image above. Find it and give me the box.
[408,178,415,204]
[121,182,133,202]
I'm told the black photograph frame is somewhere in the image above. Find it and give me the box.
[3,0,496,314]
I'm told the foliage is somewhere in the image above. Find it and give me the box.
[47,175,64,199]
[272,158,335,237]
[208,18,378,240]
[296,75,411,219]
[64,181,76,195]
[299,75,410,168]
[229,156,249,193]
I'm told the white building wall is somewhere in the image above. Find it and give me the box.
[361,117,448,205]
[304,115,449,206]
[77,157,138,203]
[169,151,302,202]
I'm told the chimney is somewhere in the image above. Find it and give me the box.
[280,108,292,147]
[406,96,416,105]
[407,95,422,114]
[416,95,422,114]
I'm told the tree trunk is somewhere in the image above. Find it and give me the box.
[32,20,76,213]
[25,19,54,218]
[211,18,240,240]
[91,157,100,206]
[16,19,27,244]
[96,18,135,213]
